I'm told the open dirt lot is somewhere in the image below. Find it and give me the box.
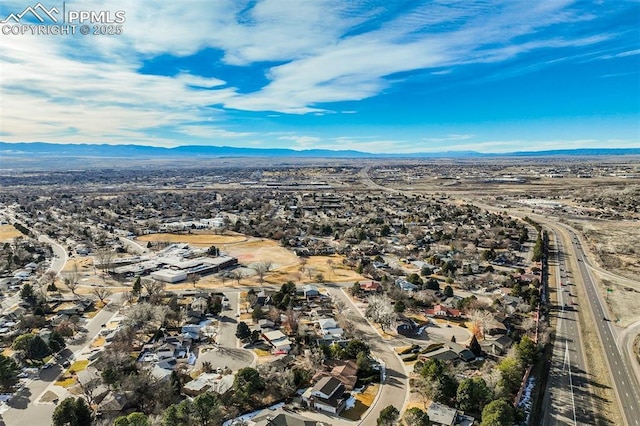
[137,232,365,287]
[0,224,22,242]
[137,232,247,247]
[577,219,640,282]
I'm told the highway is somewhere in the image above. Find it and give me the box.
[565,228,640,426]
[542,230,595,425]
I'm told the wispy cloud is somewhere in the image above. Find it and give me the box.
[0,0,637,149]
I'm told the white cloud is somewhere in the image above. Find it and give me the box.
[277,135,322,147]
[0,0,633,147]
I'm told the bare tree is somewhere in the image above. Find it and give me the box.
[63,263,80,298]
[305,266,316,280]
[469,309,495,340]
[252,263,269,284]
[78,372,102,407]
[44,270,57,288]
[231,270,244,287]
[95,249,115,280]
[142,279,166,304]
[92,286,112,304]
[187,273,201,288]
[365,294,397,332]
[333,299,347,316]
[326,258,336,277]
[123,302,170,332]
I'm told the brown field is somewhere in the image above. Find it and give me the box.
[578,219,640,281]
[137,232,366,289]
[137,232,247,247]
[0,224,22,242]
[62,257,94,272]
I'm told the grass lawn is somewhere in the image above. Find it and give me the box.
[69,360,89,373]
[55,376,76,388]
[395,345,413,354]
[90,336,106,348]
[341,383,380,421]
[85,308,99,319]
[253,348,271,357]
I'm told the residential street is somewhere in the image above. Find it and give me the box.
[326,284,409,424]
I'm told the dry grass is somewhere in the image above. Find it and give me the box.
[580,220,640,281]
[39,390,60,403]
[55,375,76,388]
[62,257,93,272]
[137,232,247,246]
[600,280,640,327]
[271,254,365,284]
[0,224,22,242]
[395,346,413,354]
[341,383,380,421]
[253,348,271,357]
[91,336,106,348]
[136,233,365,290]
[69,360,89,372]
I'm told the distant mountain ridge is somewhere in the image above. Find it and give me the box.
[1,141,638,159]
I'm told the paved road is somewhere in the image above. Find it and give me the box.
[326,284,408,424]
[542,230,595,425]
[1,294,124,426]
[566,229,640,426]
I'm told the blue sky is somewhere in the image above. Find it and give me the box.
[1,0,639,153]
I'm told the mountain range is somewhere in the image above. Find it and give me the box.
[1,141,639,159]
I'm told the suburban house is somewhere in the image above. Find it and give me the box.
[422,342,476,363]
[262,329,292,354]
[183,372,234,396]
[396,317,418,336]
[252,413,317,426]
[301,284,320,298]
[303,376,348,415]
[359,281,382,293]
[425,304,462,319]
[317,318,343,338]
[316,359,358,391]
[480,335,513,356]
[428,402,475,426]
[395,278,420,292]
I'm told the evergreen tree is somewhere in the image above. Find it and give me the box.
[0,354,20,392]
[235,322,251,340]
[377,405,399,425]
[132,276,142,296]
[52,397,93,426]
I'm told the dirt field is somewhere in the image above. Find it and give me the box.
[0,224,22,242]
[136,232,365,288]
[600,279,640,327]
[62,257,94,272]
[137,232,247,247]
[577,219,640,281]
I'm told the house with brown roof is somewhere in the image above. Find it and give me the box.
[302,376,348,415]
[425,304,462,318]
[359,281,382,293]
[316,359,358,391]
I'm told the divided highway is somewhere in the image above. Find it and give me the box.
[565,228,640,426]
[542,230,595,425]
